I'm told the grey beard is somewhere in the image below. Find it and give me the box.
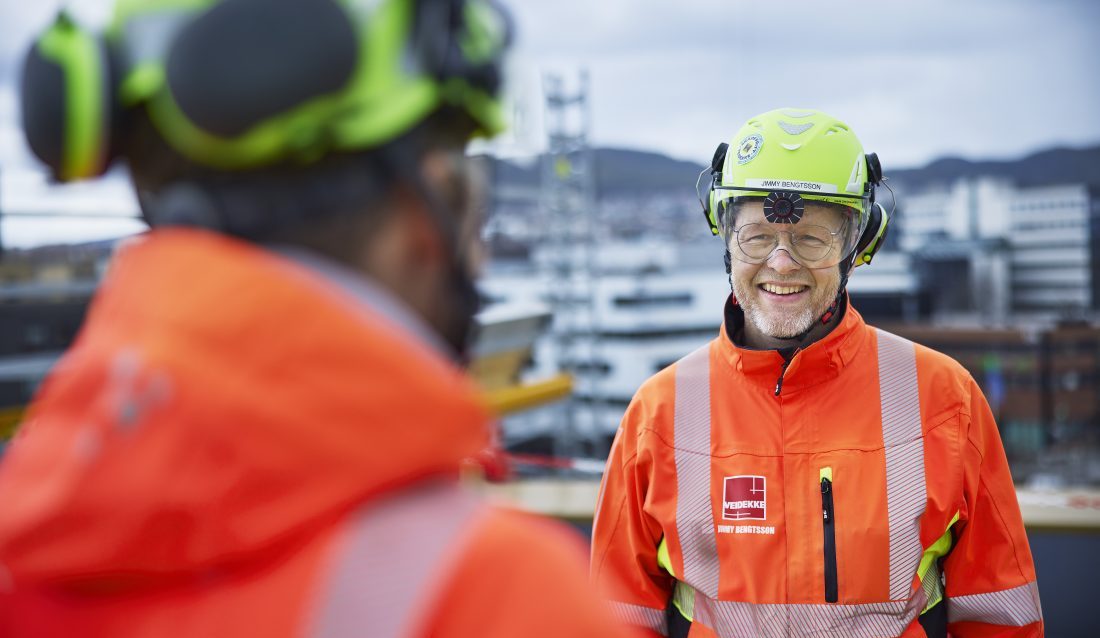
[730,273,839,340]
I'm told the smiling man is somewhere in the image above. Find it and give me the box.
[591,109,1043,637]
[727,198,850,351]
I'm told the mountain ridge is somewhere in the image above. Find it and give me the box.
[485,144,1100,197]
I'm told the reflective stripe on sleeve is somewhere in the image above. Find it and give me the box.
[686,582,927,638]
[305,482,483,638]
[876,329,928,600]
[673,344,720,599]
[947,581,1043,627]
[609,601,669,635]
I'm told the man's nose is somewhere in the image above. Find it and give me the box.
[766,245,802,274]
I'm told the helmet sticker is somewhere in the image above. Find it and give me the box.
[736,133,764,165]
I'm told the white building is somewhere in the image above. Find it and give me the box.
[1008,184,1095,313]
[898,178,1096,320]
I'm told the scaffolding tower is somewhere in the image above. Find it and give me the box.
[540,71,602,461]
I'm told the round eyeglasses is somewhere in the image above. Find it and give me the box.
[730,222,848,268]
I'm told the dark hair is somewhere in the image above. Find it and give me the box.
[123,106,477,265]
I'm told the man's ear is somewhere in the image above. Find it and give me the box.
[413,147,476,263]
[404,189,450,268]
[368,182,440,272]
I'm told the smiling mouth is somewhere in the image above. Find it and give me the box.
[759,283,809,296]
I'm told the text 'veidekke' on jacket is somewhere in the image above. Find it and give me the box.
[723,475,767,520]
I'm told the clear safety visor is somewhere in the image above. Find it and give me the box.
[714,187,870,270]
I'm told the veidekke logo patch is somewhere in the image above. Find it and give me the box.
[723,475,766,520]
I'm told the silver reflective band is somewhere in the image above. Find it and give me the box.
[688,582,926,638]
[305,482,483,638]
[609,601,669,636]
[920,560,945,614]
[947,581,1043,627]
[674,344,720,599]
[875,329,928,600]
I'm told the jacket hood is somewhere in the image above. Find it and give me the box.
[0,229,490,591]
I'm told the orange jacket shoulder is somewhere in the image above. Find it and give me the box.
[424,507,636,638]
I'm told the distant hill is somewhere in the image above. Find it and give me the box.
[591,148,704,196]
[486,144,1100,200]
[886,145,1100,191]
[486,148,705,199]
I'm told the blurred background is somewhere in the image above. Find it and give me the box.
[1,0,1098,634]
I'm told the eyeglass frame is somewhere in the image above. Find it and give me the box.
[714,188,871,269]
[727,221,850,267]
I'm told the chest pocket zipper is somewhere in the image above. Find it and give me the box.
[820,467,838,603]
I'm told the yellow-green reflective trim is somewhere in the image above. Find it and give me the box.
[452,82,506,138]
[134,0,452,169]
[119,63,164,106]
[820,466,833,482]
[657,538,695,623]
[38,17,104,180]
[672,581,695,622]
[918,511,960,614]
[657,536,674,577]
[108,0,504,170]
[460,0,507,64]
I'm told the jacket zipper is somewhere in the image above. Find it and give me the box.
[820,467,838,603]
[774,348,799,396]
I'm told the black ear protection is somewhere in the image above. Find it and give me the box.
[701,144,890,267]
[20,0,512,184]
[854,152,889,267]
[413,0,510,98]
[21,11,120,181]
[700,142,728,235]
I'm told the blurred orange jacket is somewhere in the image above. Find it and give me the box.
[591,299,1043,638]
[0,229,629,638]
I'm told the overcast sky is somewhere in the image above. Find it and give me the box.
[2,0,1099,246]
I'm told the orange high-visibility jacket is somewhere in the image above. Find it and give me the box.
[592,298,1043,638]
[0,229,631,638]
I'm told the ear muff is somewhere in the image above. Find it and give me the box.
[164,0,358,140]
[865,151,883,187]
[21,11,120,181]
[414,0,511,97]
[852,151,887,266]
[702,141,728,235]
[154,0,511,168]
[854,201,889,267]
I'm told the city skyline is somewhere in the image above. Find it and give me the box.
[2,0,1099,247]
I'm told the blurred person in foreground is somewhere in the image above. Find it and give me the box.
[590,108,1043,637]
[0,1,632,636]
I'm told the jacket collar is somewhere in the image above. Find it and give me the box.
[271,243,452,358]
[717,293,870,395]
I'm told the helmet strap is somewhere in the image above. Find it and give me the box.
[816,251,859,332]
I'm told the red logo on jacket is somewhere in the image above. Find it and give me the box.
[723,475,766,520]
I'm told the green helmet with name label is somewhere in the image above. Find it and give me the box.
[703,108,887,270]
